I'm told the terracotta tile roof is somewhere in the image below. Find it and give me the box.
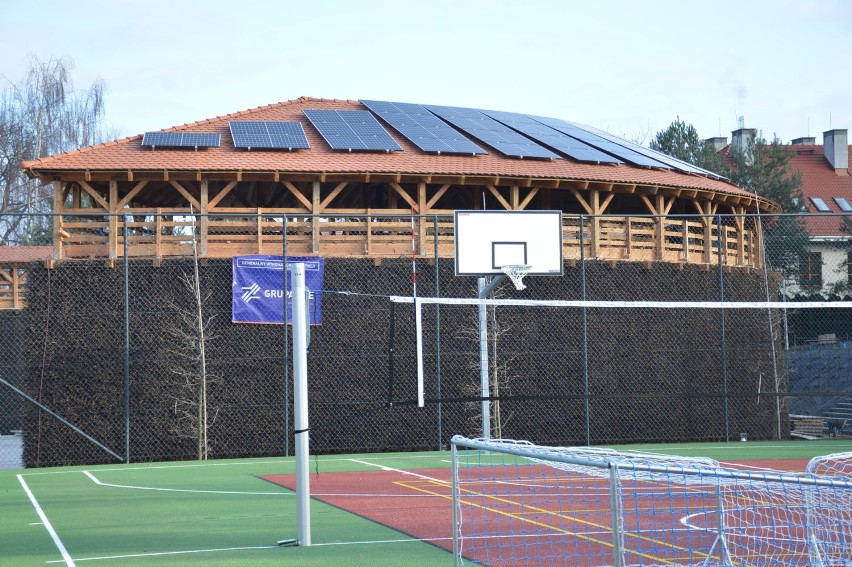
[787,145,852,237]
[0,246,53,263]
[21,97,764,207]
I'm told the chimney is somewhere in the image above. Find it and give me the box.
[791,136,816,145]
[706,137,727,152]
[823,129,848,171]
[732,128,757,164]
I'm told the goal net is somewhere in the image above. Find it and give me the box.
[451,436,852,567]
[805,452,852,566]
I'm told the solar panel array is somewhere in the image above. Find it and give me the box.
[424,105,560,160]
[530,117,670,169]
[360,100,487,155]
[141,132,220,148]
[481,109,622,164]
[303,109,403,152]
[564,121,727,179]
[229,121,310,150]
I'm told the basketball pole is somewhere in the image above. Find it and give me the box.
[279,262,311,547]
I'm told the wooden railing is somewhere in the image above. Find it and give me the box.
[0,266,29,310]
[52,211,760,268]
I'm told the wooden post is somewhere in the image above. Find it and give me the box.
[11,268,21,310]
[256,207,263,253]
[52,181,63,260]
[417,181,426,254]
[155,208,163,258]
[199,180,209,256]
[311,181,320,254]
[109,180,119,259]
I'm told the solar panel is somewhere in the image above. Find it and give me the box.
[360,100,487,155]
[564,121,727,179]
[481,109,622,164]
[141,132,220,148]
[229,121,310,150]
[303,109,403,152]
[424,105,560,160]
[529,117,669,169]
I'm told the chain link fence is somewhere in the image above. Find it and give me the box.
[1,212,850,468]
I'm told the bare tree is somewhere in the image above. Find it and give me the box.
[457,283,519,437]
[165,271,219,460]
[164,220,218,459]
[0,55,113,244]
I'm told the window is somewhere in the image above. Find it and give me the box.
[835,197,852,212]
[802,252,823,287]
[810,197,831,212]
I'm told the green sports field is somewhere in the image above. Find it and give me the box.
[2,439,850,566]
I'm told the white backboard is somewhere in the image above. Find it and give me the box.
[454,210,564,276]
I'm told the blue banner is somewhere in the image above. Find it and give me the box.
[232,256,324,324]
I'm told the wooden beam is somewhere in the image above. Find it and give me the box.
[389,182,418,211]
[598,192,615,214]
[569,188,594,215]
[117,180,149,209]
[318,181,348,213]
[311,181,320,253]
[109,180,118,259]
[485,185,512,210]
[518,187,540,210]
[199,180,209,256]
[424,184,451,211]
[78,180,110,211]
[53,181,63,260]
[169,180,201,210]
[208,180,239,209]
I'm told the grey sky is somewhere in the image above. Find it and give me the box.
[3,0,850,145]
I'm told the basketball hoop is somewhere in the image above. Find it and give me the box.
[501,265,532,290]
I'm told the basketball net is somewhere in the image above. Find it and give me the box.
[501,264,532,290]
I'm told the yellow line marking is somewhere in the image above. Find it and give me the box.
[392,479,721,565]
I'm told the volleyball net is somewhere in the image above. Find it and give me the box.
[450,436,852,567]
[388,294,852,443]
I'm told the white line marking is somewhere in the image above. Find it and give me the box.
[81,470,290,495]
[348,459,450,484]
[44,537,457,563]
[45,545,278,563]
[81,470,441,498]
[17,474,75,566]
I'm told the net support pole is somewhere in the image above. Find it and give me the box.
[478,277,490,439]
[451,442,461,566]
[292,262,311,547]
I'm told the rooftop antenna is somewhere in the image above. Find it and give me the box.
[737,116,745,129]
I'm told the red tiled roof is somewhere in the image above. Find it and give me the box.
[21,97,766,207]
[0,246,53,263]
[787,145,852,237]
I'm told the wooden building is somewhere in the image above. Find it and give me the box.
[20,97,778,266]
[0,246,52,309]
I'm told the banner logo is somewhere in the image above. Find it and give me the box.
[232,256,324,325]
[241,283,261,302]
